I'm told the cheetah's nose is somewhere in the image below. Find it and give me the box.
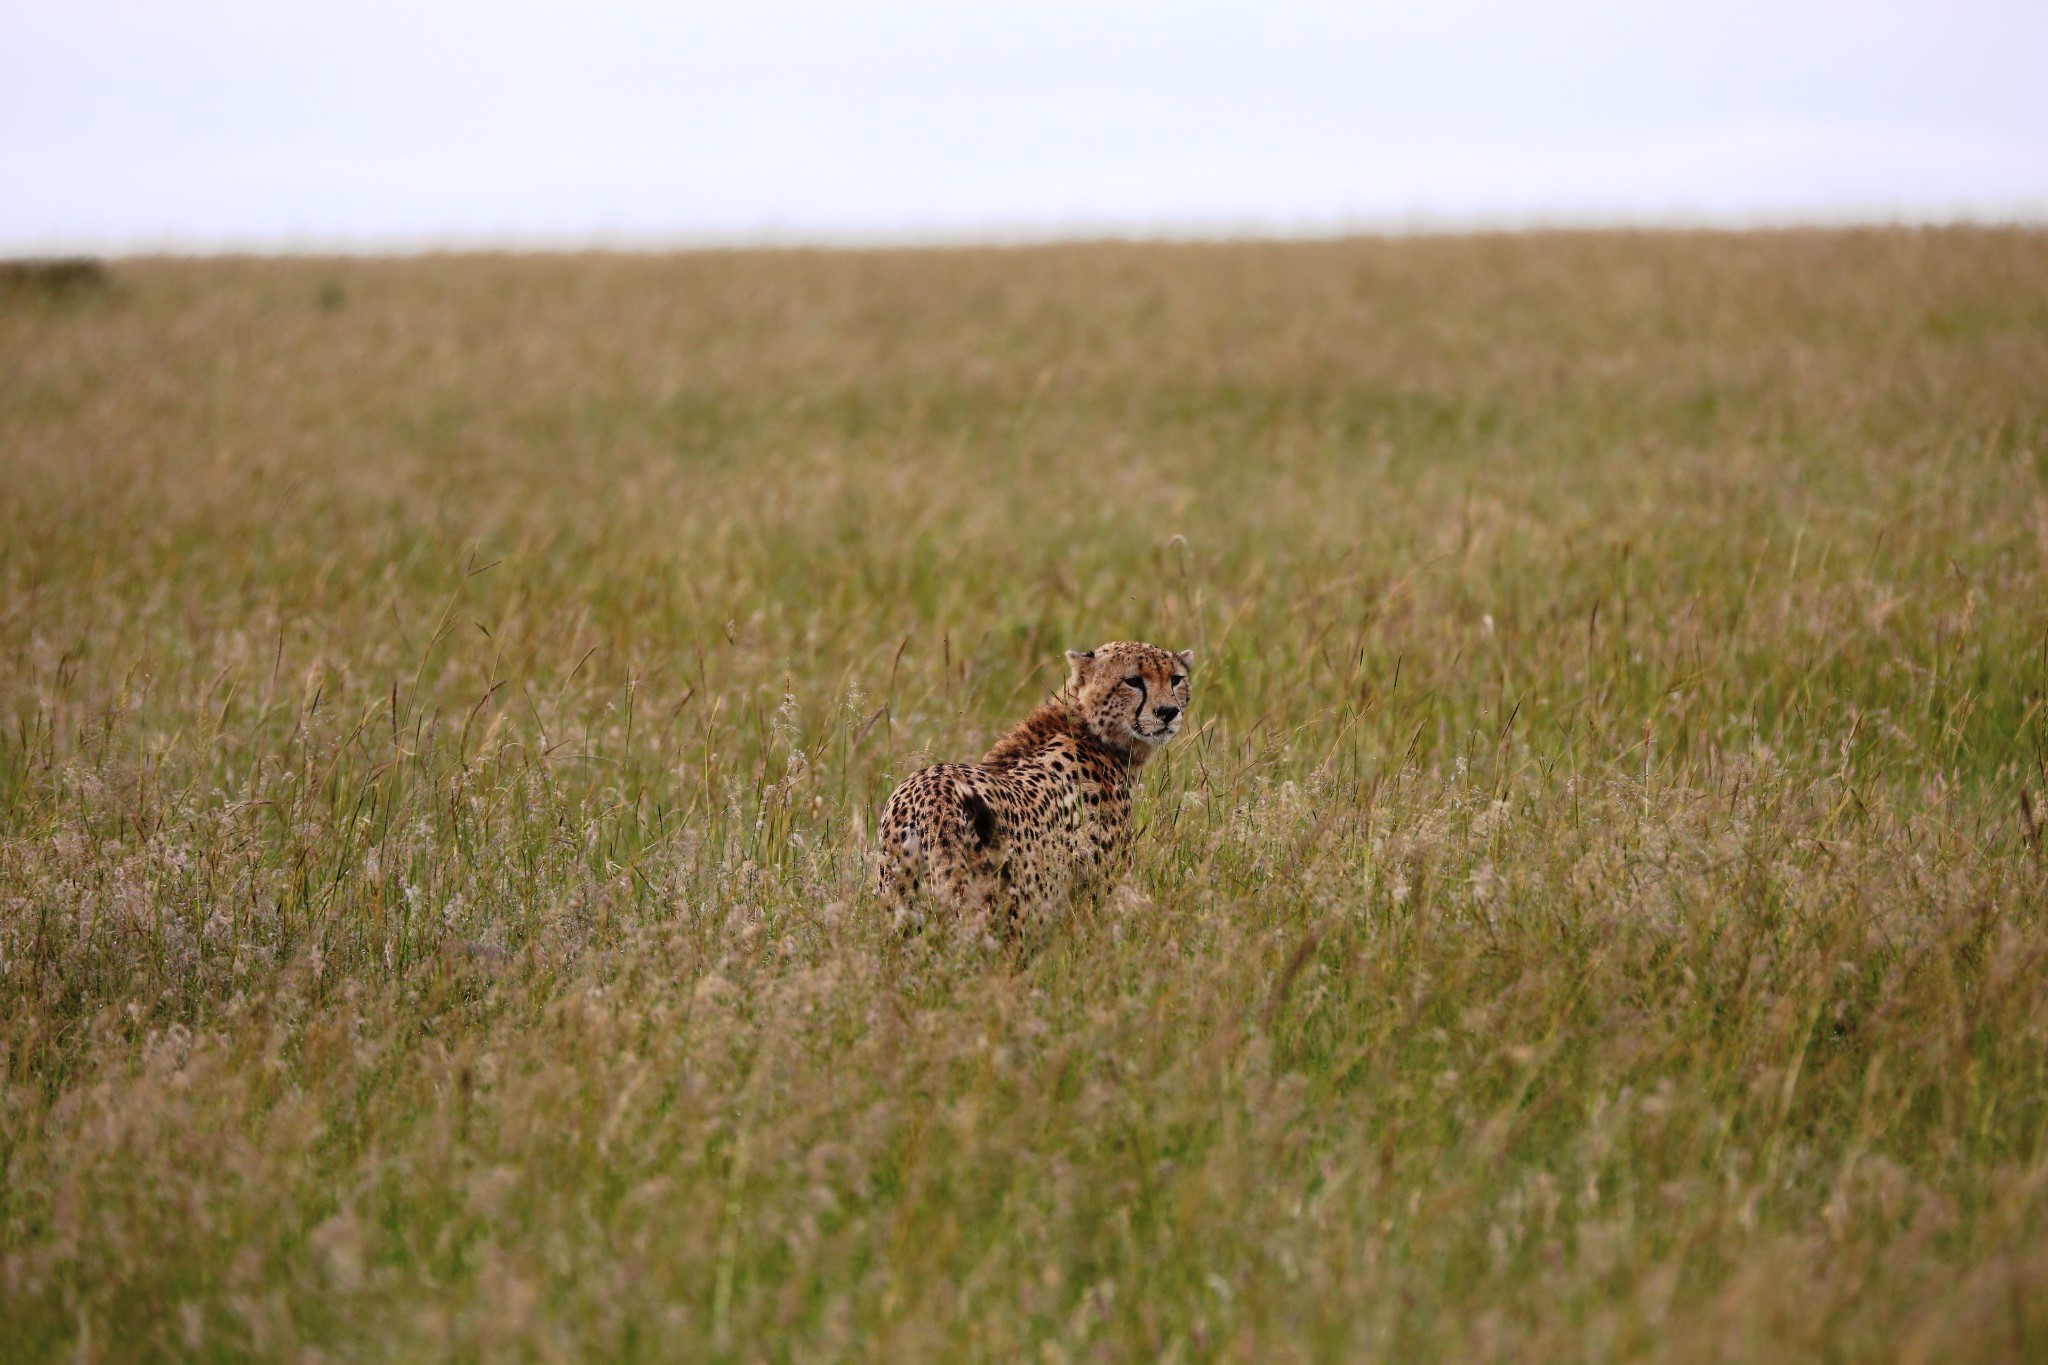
[1154,705,1180,723]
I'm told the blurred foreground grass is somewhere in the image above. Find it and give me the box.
[3,230,2047,1361]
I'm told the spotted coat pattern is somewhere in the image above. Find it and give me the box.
[877,642,1194,929]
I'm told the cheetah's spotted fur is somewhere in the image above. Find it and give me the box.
[877,642,1193,929]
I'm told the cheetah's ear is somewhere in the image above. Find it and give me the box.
[1174,649,1195,670]
[1064,649,1095,684]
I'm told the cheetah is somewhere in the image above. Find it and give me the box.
[877,641,1194,930]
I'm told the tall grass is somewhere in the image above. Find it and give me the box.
[3,229,2046,1360]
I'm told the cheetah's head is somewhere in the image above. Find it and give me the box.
[1063,641,1194,758]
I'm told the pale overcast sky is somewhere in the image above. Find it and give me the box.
[4,0,2045,251]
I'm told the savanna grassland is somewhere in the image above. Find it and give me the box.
[3,230,2047,1362]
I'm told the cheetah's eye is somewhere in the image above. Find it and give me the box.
[1169,675,1185,688]
[1123,675,1144,690]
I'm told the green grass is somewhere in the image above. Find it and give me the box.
[3,229,2047,1361]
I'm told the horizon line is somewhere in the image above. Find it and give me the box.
[6,198,2046,261]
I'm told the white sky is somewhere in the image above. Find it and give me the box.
[4,0,2046,251]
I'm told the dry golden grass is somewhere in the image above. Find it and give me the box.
[3,229,2047,1361]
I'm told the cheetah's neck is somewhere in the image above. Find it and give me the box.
[981,698,1142,776]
